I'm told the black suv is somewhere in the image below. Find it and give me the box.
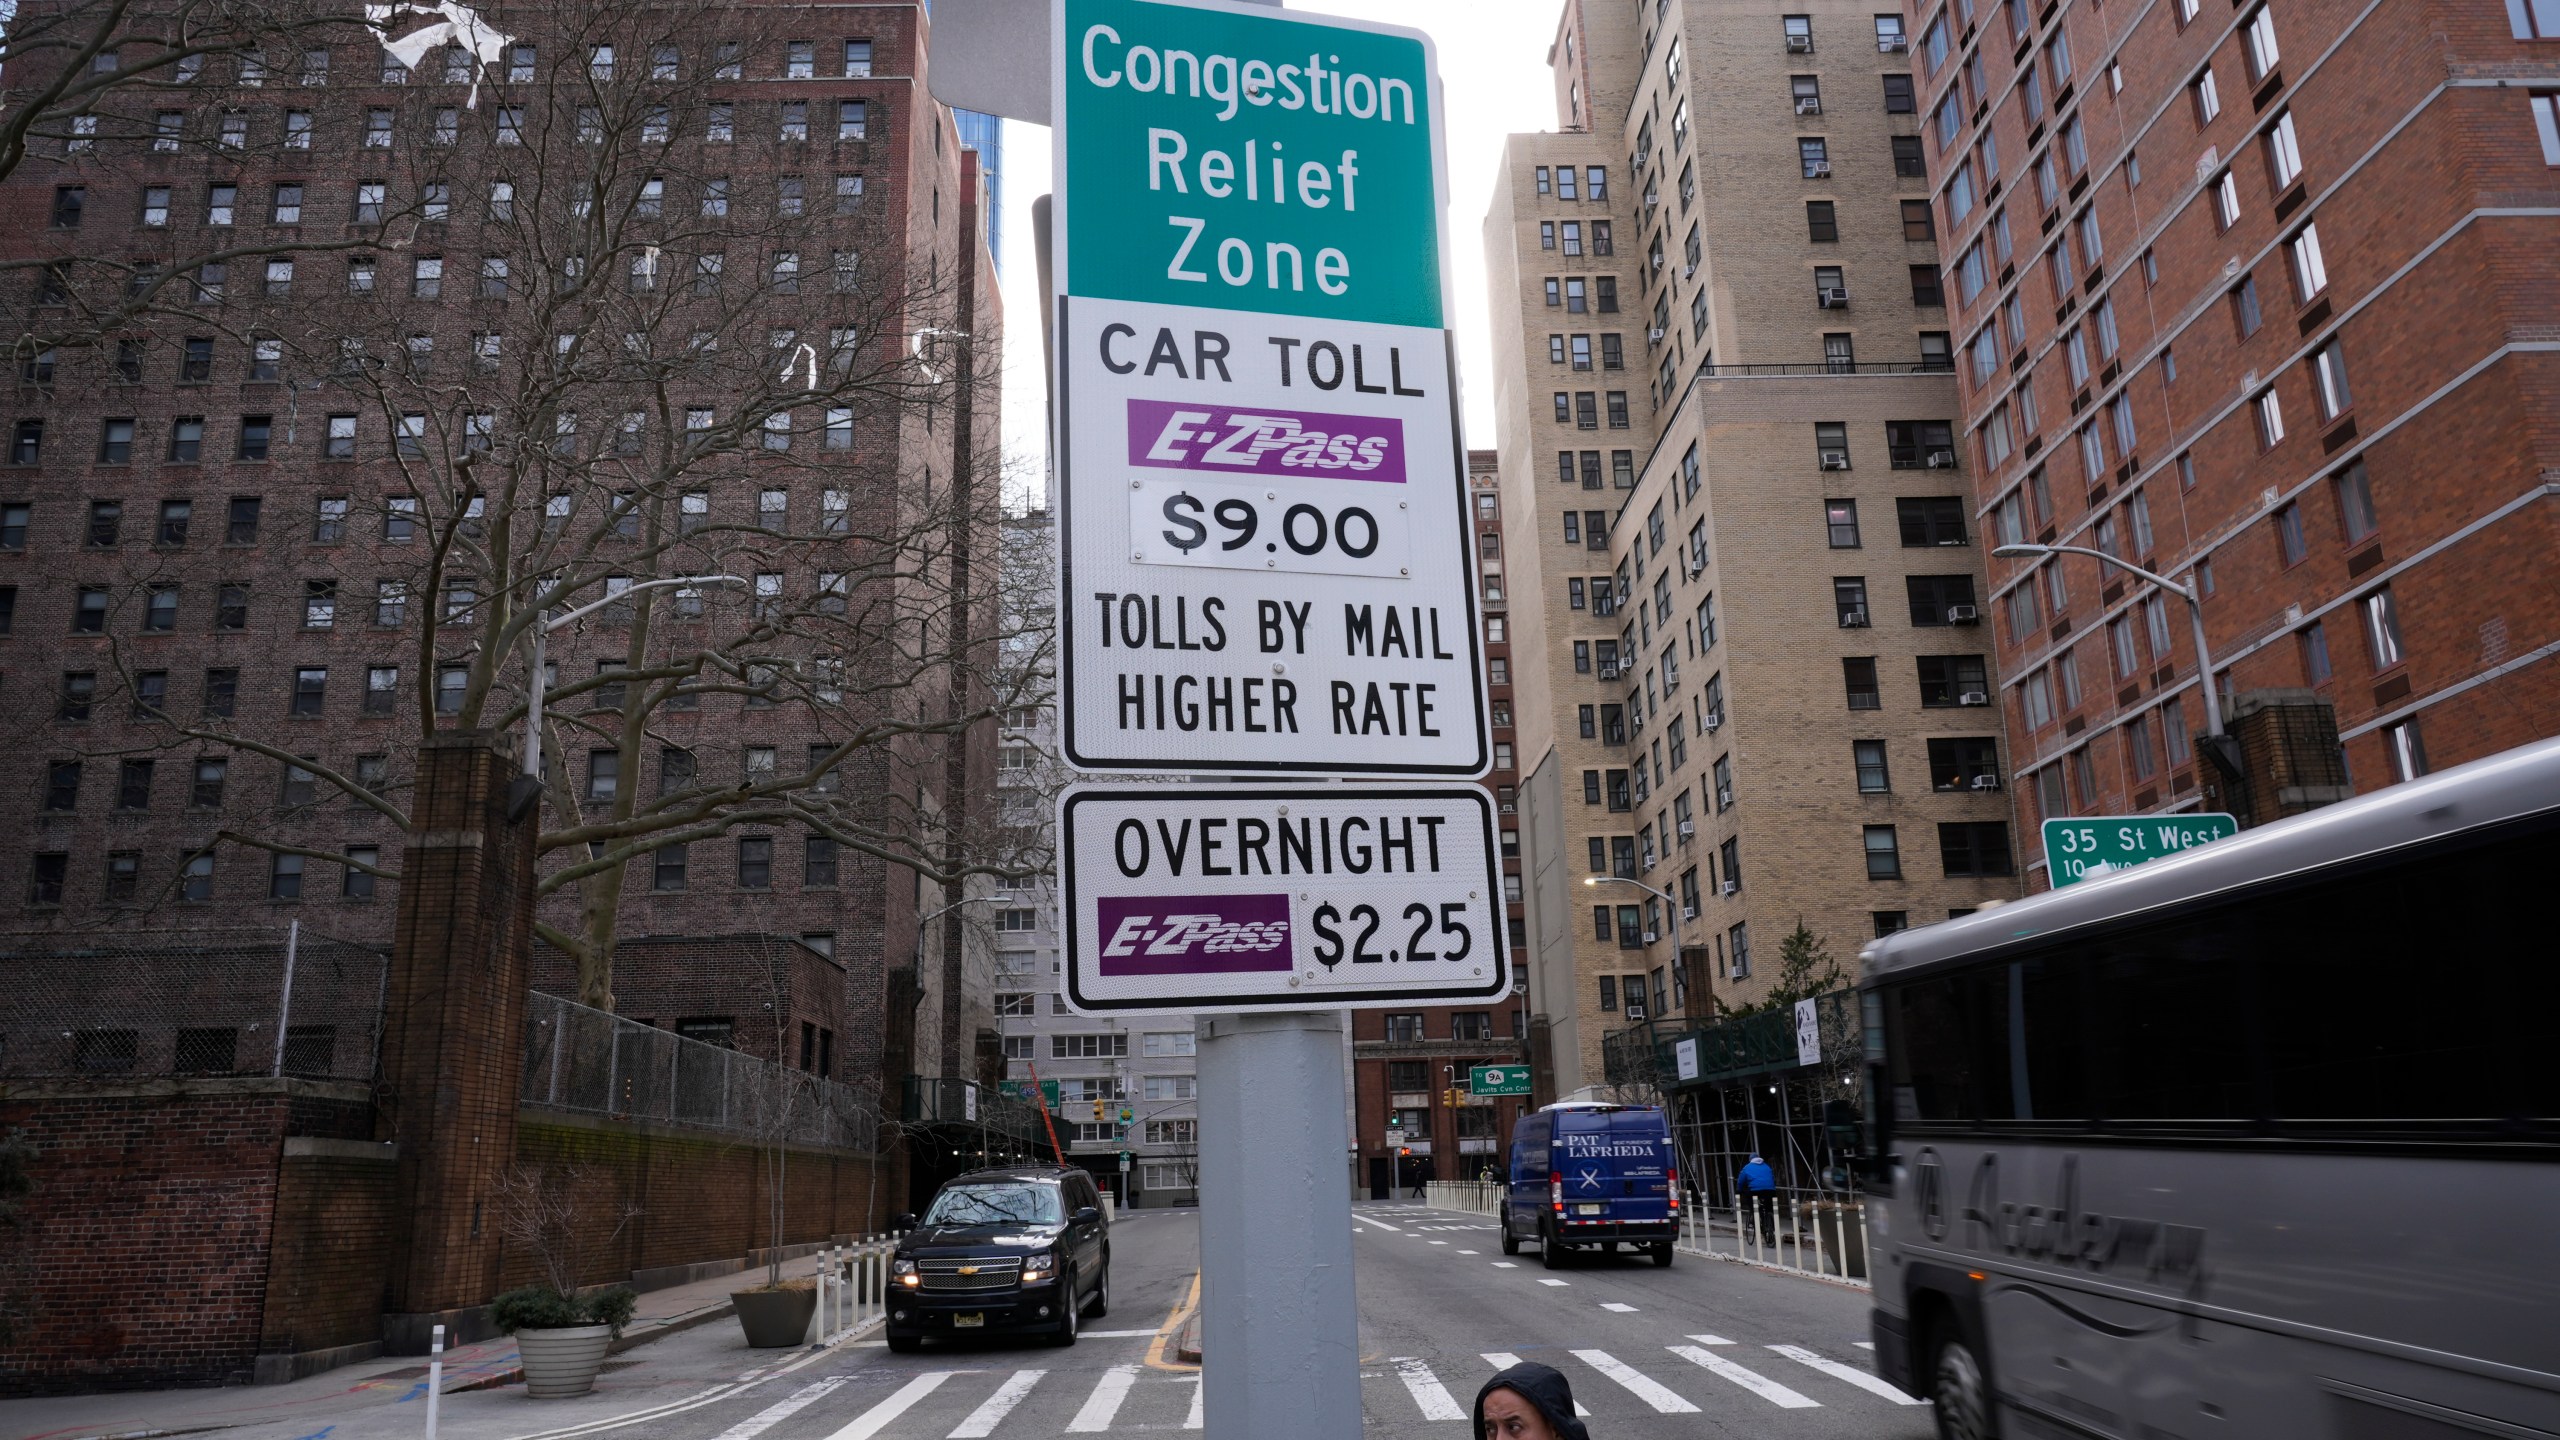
[885,1166,1111,1350]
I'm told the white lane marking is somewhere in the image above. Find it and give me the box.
[1491,1262,1519,1269]
[1686,1334,1737,1346]
[1600,1302,1638,1313]
[1065,1364,1143,1432]
[1428,1240,1450,1246]
[1536,1278,1570,1287]
[946,1370,1044,1437]
[1185,1377,1205,1430]
[1350,1215,1404,1233]
[714,1377,847,1440]
[1666,1346,1820,1409]
[1854,1341,1877,1350]
[1457,1250,1479,1255]
[822,1373,957,1440]
[1767,1345,1925,1405]
[1080,1329,1163,1338]
[1571,1350,1700,1414]
[1481,1356,1590,1417]
[1391,1357,1466,1421]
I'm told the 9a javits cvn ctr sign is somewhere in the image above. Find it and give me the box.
[1051,0,1486,779]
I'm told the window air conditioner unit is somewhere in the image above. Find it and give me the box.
[1818,286,1850,307]
[1839,608,1870,628]
[1786,33,1814,52]
[1704,707,1725,730]
[1969,774,2003,791]
[1682,905,1699,921]
[1808,160,1833,178]
[1795,96,1823,115]
[1820,451,1853,470]
[1625,1002,1649,1021]
[1648,326,1666,343]
[1926,449,1959,468]
[1721,879,1740,896]
[1677,819,1695,838]
[1598,662,1622,679]
[1635,150,1651,169]
[1717,787,1734,808]
[1946,604,1981,623]
[1642,930,1660,944]
[1958,690,1990,706]
[1881,34,1909,51]
[1651,253,1665,270]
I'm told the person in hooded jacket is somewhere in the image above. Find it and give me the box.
[1473,1361,1589,1440]
[1738,1152,1781,1241]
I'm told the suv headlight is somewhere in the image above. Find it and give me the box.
[1020,1248,1057,1283]
[893,1257,919,1288]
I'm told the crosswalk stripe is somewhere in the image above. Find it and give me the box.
[1350,1215,1403,1233]
[946,1370,1044,1437]
[1392,1358,1467,1421]
[1571,1350,1699,1413]
[1185,1377,1204,1430]
[1599,1303,1637,1313]
[1481,1355,1589,1416]
[1853,1341,1877,1350]
[1065,1365,1142,1432]
[1686,1333,1736,1346]
[1766,1345,1925,1405]
[822,1373,956,1440]
[1665,1346,1819,1409]
[714,1377,847,1440]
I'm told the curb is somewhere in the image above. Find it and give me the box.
[448,1298,742,1394]
[1174,1313,1203,1364]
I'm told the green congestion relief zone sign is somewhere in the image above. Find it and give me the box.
[2043,814,2239,887]
[1051,0,1489,781]
[1469,1064,1531,1098]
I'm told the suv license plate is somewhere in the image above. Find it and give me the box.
[1575,1204,1605,1215]
[953,1314,985,1328]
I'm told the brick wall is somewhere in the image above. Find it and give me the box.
[261,1143,401,1361]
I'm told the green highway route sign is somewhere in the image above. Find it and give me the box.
[2043,813,2239,887]
[1469,1064,1530,1097]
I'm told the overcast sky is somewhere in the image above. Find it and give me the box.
[991,0,1565,511]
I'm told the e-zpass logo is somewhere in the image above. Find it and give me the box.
[1093,893,1293,976]
[1125,399,1406,483]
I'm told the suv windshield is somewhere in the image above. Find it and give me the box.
[922,1182,1063,1227]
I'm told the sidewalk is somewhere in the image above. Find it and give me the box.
[2,1251,855,1440]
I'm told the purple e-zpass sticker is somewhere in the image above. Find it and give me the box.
[1095,893,1293,976]
[1125,400,1407,484]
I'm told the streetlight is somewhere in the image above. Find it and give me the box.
[521,575,748,781]
[1991,542,2223,739]
[1585,874,1687,1019]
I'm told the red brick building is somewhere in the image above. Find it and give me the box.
[0,0,1006,1093]
[1349,451,1536,1196]
[1913,0,2560,879]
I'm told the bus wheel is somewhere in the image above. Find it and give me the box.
[1928,1328,1996,1440]
[1499,1211,1520,1255]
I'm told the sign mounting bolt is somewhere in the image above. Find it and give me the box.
[1272,662,1287,675]
[1132,479,1143,489]
[1399,567,1410,575]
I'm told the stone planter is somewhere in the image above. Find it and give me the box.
[732,1285,819,1348]
[515,1324,613,1398]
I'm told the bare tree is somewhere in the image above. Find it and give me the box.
[51,0,1051,1008]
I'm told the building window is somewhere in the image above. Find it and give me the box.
[2362,586,2407,670]
[1864,825,1902,879]
[737,836,773,889]
[2383,720,2429,782]
[1854,740,1891,793]
[1825,499,1861,548]
[1843,657,1881,710]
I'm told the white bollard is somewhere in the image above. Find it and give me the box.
[424,1324,444,1440]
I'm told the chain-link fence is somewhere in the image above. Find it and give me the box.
[521,990,886,1151]
[0,925,388,1082]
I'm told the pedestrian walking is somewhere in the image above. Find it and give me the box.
[1737,1152,1780,1241]
[1473,1360,1590,1440]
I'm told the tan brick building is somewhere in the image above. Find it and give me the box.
[1488,0,2024,1095]
[1910,0,2560,873]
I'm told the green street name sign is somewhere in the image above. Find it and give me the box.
[1469,1064,1531,1097]
[2043,814,2238,887]
[1056,0,1444,327]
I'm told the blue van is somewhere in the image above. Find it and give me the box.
[1500,1102,1678,1268]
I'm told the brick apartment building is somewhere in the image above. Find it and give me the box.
[1347,451,1535,1194]
[0,0,1011,1102]
[1913,0,2560,878]
[1488,0,2021,1098]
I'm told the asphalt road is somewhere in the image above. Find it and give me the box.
[519,1200,1929,1440]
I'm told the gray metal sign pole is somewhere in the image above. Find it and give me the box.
[1196,1011,1362,1438]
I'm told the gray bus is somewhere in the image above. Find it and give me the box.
[1857,736,2560,1440]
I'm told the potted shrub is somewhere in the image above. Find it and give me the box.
[731,1276,819,1348]
[491,1163,640,1397]
[491,1284,638,1397]
[731,1058,822,1348]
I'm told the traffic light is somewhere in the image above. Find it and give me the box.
[1090,1100,1105,1122]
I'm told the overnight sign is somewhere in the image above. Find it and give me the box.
[1051,0,1486,776]
[1059,785,1509,1013]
